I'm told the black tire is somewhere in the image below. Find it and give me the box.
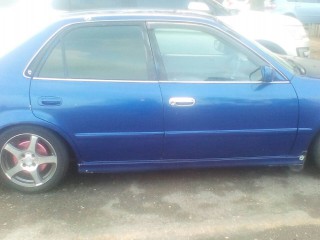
[311,136,320,169]
[0,126,69,193]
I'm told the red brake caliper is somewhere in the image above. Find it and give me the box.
[11,140,49,172]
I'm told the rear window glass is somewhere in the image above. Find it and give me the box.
[38,25,149,80]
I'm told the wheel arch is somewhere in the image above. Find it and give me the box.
[0,122,79,164]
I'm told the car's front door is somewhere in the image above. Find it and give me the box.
[29,23,164,165]
[148,23,299,162]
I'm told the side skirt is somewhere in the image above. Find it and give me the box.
[78,156,302,173]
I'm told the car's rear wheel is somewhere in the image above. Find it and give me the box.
[309,136,320,169]
[0,126,69,193]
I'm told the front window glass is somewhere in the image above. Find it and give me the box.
[39,25,149,80]
[251,41,296,75]
[154,27,263,81]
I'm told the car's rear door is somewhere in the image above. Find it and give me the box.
[148,22,299,163]
[29,22,164,166]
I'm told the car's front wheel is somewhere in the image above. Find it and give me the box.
[0,126,69,193]
[307,135,320,170]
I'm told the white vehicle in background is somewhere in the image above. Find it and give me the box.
[218,8,310,57]
[0,0,310,58]
[189,0,310,57]
[222,0,250,11]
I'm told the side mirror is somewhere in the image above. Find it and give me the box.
[261,65,275,82]
[250,65,275,82]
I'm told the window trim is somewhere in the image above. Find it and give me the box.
[147,21,289,83]
[26,21,157,82]
[24,19,289,83]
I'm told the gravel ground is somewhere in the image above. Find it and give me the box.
[1,165,320,240]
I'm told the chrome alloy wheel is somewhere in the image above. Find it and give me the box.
[0,133,58,188]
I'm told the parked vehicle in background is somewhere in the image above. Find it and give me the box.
[48,0,309,57]
[1,10,320,193]
[265,0,320,24]
[223,0,250,11]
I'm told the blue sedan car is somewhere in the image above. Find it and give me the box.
[0,10,320,192]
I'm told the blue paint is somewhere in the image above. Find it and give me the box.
[0,11,319,175]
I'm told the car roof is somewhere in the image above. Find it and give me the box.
[57,9,218,23]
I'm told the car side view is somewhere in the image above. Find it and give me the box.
[0,11,320,193]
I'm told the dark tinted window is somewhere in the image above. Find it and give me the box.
[39,25,149,80]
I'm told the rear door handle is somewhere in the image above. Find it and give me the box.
[38,97,62,106]
[169,97,196,107]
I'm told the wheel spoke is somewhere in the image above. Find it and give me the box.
[37,155,57,165]
[30,169,43,186]
[4,143,23,160]
[6,164,24,178]
[27,135,38,153]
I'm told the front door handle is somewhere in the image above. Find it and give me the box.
[38,97,62,106]
[169,97,196,107]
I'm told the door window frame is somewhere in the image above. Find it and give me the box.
[25,21,157,82]
[147,22,287,84]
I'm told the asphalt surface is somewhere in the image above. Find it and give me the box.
[0,37,320,240]
[0,165,320,240]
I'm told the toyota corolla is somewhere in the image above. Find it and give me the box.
[0,11,319,192]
